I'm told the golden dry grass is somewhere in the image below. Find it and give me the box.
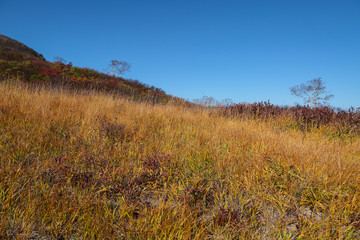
[0,81,359,239]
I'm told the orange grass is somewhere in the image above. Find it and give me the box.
[0,81,359,239]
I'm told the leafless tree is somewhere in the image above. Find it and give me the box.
[107,60,131,77]
[193,96,219,107]
[290,78,333,108]
[53,56,67,64]
[220,98,234,106]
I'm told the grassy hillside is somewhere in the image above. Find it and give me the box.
[0,34,180,104]
[1,81,359,239]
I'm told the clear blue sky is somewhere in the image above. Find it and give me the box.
[1,0,359,108]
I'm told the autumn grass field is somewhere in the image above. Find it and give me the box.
[0,81,360,239]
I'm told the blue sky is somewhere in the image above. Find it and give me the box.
[1,0,359,108]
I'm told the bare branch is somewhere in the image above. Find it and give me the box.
[53,56,67,64]
[107,60,131,77]
[290,78,333,108]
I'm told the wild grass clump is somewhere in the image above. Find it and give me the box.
[0,81,360,239]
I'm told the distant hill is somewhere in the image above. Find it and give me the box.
[0,34,45,61]
[0,34,186,104]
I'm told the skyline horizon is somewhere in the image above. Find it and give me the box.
[1,32,356,110]
[1,0,359,109]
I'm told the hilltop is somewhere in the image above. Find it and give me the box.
[0,34,45,61]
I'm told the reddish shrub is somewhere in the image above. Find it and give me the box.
[39,68,62,77]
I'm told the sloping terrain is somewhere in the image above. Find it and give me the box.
[0,34,359,239]
[0,34,45,61]
[0,82,359,239]
[0,34,177,103]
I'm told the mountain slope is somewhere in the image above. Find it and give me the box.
[0,34,180,103]
[0,34,45,61]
